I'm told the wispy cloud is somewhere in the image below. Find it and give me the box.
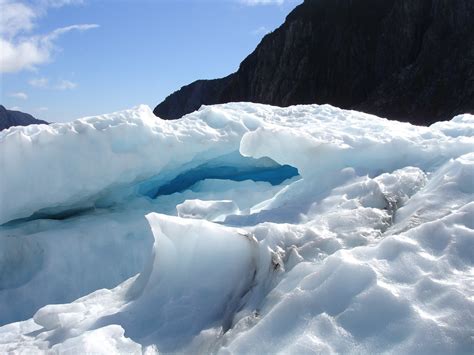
[29,77,49,88]
[36,106,49,111]
[0,0,99,73]
[29,77,77,90]
[55,79,77,90]
[10,106,22,111]
[40,0,84,8]
[239,0,284,5]
[9,92,28,100]
[252,26,270,36]
[44,24,99,41]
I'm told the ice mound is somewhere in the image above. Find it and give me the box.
[0,105,297,225]
[0,103,473,353]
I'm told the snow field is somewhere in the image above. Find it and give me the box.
[0,103,473,353]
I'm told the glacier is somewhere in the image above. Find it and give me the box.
[0,103,473,354]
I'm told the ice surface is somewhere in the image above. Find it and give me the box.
[177,199,239,221]
[0,104,473,353]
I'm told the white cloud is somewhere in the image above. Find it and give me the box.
[0,37,50,72]
[252,26,270,36]
[36,106,48,111]
[0,0,98,73]
[29,77,49,88]
[55,79,77,90]
[0,0,36,38]
[9,92,28,100]
[10,106,22,111]
[239,0,284,5]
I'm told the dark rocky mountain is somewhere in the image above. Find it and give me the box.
[154,0,474,125]
[0,105,48,131]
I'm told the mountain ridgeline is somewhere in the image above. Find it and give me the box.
[154,0,474,125]
[0,106,48,131]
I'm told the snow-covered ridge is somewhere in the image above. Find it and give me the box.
[0,103,473,353]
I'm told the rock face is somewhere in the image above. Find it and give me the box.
[154,0,474,125]
[0,105,48,131]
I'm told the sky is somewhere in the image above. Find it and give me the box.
[0,0,302,122]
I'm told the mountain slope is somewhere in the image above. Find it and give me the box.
[153,0,474,125]
[0,105,48,131]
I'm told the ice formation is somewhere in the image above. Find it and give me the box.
[0,103,473,353]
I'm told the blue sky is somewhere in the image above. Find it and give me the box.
[1,0,302,122]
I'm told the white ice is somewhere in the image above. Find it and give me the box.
[0,103,473,354]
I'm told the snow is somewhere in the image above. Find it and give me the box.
[0,103,473,354]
